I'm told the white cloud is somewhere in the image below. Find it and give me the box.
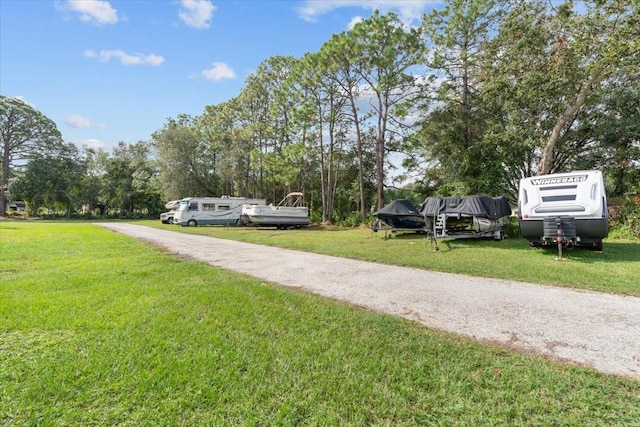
[200,62,236,81]
[296,0,439,26]
[179,0,216,29]
[62,0,119,26]
[65,114,107,129]
[84,49,165,66]
[347,16,364,30]
[76,139,105,150]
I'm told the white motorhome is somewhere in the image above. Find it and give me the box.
[160,200,180,224]
[173,196,266,227]
[518,170,608,250]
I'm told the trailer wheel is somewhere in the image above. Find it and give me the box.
[593,239,603,252]
[187,219,197,227]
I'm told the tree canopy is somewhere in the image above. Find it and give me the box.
[0,95,62,215]
[5,0,639,227]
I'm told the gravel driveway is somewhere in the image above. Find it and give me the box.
[98,223,640,379]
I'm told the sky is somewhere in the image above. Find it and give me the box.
[1,0,442,152]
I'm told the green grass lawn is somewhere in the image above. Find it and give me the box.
[139,220,640,297]
[1,221,639,425]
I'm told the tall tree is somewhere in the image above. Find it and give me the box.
[80,146,109,214]
[201,101,246,196]
[290,51,350,223]
[103,141,161,215]
[571,74,640,196]
[236,75,270,196]
[0,95,62,215]
[419,0,503,195]
[348,11,425,209]
[153,114,220,200]
[265,56,305,199]
[318,31,372,222]
[536,0,639,175]
[482,0,638,177]
[538,0,640,174]
[478,0,557,196]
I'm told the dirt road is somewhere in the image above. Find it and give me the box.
[98,223,640,379]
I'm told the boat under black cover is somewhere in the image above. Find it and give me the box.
[419,195,511,239]
[419,195,511,221]
[373,199,425,230]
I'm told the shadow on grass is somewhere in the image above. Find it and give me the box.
[390,233,640,264]
[526,241,640,263]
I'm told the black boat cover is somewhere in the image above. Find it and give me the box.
[373,199,421,217]
[419,195,511,220]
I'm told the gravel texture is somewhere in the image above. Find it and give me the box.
[98,223,640,379]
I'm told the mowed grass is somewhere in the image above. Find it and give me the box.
[140,220,640,297]
[0,222,639,425]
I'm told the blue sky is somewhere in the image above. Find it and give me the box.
[1,0,441,152]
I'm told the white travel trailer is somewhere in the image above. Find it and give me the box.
[173,196,266,227]
[518,170,608,250]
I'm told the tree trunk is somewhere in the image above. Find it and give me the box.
[376,94,387,211]
[376,128,385,210]
[537,68,605,175]
[0,144,9,216]
[348,98,366,223]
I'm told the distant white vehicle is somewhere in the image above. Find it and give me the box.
[9,201,26,212]
[518,170,608,251]
[173,196,266,227]
[240,192,311,229]
[160,200,180,224]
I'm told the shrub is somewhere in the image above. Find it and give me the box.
[504,216,520,238]
[608,194,640,240]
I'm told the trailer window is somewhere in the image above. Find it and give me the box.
[536,206,585,213]
[540,185,577,191]
[218,205,230,210]
[542,195,576,202]
[188,202,198,211]
[202,203,216,211]
[540,185,578,191]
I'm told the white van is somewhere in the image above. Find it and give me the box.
[173,196,266,227]
[518,170,608,250]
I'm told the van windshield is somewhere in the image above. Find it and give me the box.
[177,201,190,212]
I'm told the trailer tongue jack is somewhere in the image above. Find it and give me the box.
[542,217,577,261]
[555,220,565,261]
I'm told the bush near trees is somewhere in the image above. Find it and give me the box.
[2,1,638,235]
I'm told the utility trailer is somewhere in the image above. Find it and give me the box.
[419,195,511,241]
[518,170,608,252]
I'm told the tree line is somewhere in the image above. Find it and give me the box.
[2,0,638,227]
